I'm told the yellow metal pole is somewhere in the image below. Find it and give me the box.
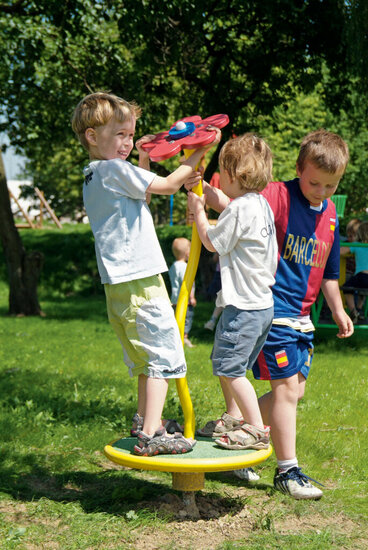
[175,149,204,440]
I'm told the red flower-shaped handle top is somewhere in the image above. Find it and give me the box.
[141,114,229,161]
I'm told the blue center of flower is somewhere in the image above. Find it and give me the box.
[168,121,196,140]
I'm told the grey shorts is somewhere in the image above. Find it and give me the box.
[211,304,273,378]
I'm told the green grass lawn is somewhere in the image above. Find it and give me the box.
[0,280,367,549]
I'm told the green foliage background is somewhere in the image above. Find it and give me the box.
[0,224,194,298]
[0,0,367,222]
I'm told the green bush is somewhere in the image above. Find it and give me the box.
[0,224,195,297]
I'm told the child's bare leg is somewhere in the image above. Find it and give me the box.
[344,293,356,312]
[356,295,366,310]
[213,306,224,320]
[219,376,243,419]
[258,390,272,426]
[221,376,263,429]
[137,373,147,417]
[141,377,169,436]
[259,372,306,427]
[264,374,299,460]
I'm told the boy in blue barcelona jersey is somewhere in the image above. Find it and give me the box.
[187,129,354,498]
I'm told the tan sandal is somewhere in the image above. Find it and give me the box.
[196,412,243,438]
[216,423,270,450]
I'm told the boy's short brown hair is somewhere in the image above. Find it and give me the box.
[357,221,368,244]
[297,129,349,174]
[71,92,142,150]
[218,133,272,192]
[346,218,361,241]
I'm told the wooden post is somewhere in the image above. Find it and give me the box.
[38,194,43,228]
[8,189,35,229]
[34,187,62,229]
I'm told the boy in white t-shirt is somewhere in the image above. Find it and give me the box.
[71,92,217,456]
[187,133,277,451]
[169,237,197,348]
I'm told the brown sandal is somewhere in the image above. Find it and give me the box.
[130,413,144,436]
[134,428,196,456]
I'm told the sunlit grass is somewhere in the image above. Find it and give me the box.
[0,280,367,548]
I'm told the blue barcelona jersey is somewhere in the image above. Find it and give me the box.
[261,179,340,317]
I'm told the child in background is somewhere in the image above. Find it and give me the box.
[189,129,354,498]
[188,132,277,452]
[71,91,217,456]
[204,252,223,331]
[169,237,197,347]
[346,218,361,242]
[344,218,361,278]
[341,220,368,323]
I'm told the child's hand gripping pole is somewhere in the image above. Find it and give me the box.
[175,150,203,440]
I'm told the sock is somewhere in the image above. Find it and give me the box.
[277,458,298,473]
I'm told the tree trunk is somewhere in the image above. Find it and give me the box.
[0,151,43,315]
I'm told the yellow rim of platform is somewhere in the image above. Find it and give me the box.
[104,441,273,473]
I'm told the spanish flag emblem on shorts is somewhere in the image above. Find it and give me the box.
[275,349,289,368]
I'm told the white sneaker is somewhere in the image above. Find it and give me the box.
[273,467,323,500]
[204,319,216,331]
[233,467,260,481]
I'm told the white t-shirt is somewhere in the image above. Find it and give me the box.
[83,159,167,284]
[207,193,277,310]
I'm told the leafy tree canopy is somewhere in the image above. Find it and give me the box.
[0,0,367,219]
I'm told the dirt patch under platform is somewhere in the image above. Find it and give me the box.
[129,481,367,550]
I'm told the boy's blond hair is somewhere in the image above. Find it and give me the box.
[297,129,349,174]
[218,133,272,192]
[172,237,190,260]
[71,92,142,151]
[357,221,368,244]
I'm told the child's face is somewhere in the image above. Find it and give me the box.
[87,116,136,161]
[297,161,344,207]
[219,165,242,198]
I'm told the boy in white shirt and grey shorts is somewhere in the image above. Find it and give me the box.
[187,132,278,452]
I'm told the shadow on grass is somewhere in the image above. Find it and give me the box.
[0,453,165,515]
[0,368,131,429]
[38,293,108,322]
[0,451,251,521]
[0,293,107,322]
[206,470,273,493]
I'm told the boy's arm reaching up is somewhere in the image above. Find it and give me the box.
[321,278,354,338]
[185,177,230,213]
[136,134,157,204]
[187,192,216,252]
[148,166,202,195]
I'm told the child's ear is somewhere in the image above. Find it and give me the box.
[296,162,301,177]
[225,169,233,183]
[85,128,97,146]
